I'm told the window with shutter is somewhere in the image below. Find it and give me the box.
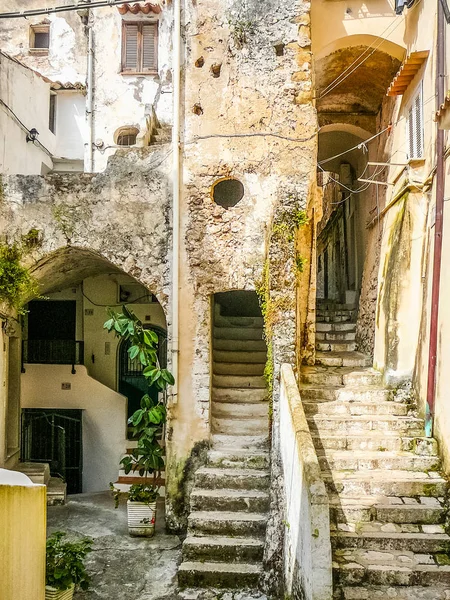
[122,22,158,74]
[407,85,424,159]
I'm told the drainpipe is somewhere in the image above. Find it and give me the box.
[425,0,445,437]
[85,11,94,173]
[171,0,181,404]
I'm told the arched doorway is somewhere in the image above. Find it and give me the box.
[118,326,167,439]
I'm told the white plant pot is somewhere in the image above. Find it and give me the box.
[45,584,75,600]
[127,500,157,537]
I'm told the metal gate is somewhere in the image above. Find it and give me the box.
[119,326,167,434]
[21,409,83,494]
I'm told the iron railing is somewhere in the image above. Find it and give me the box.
[22,340,84,373]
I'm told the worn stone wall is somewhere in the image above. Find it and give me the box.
[0,147,172,305]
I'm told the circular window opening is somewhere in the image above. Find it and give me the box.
[115,126,139,147]
[212,178,245,209]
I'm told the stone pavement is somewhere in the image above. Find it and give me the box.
[47,492,182,600]
[47,492,269,600]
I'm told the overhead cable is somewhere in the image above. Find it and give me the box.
[0,0,133,19]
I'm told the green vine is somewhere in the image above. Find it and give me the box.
[296,254,307,273]
[0,233,41,314]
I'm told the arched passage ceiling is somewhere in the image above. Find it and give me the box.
[315,46,401,132]
[30,247,126,295]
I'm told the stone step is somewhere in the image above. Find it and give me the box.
[211,402,268,420]
[211,434,269,450]
[213,339,267,352]
[188,511,267,537]
[323,470,448,497]
[316,330,356,342]
[308,415,424,435]
[182,535,264,563]
[213,362,265,376]
[195,467,270,491]
[178,560,262,589]
[316,341,358,353]
[316,322,356,332]
[335,585,450,600]
[304,401,409,417]
[212,416,268,435]
[315,352,371,368]
[213,350,267,364]
[317,314,353,323]
[300,385,393,403]
[14,462,50,485]
[190,488,270,512]
[212,374,266,389]
[318,450,440,472]
[214,327,264,341]
[212,387,268,404]
[215,315,264,328]
[46,477,67,506]
[329,496,445,525]
[333,551,450,587]
[301,366,382,387]
[332,529,450,553]
[312,434,439,455]
[208,448,270,470]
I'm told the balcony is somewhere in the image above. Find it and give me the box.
[22,340,84,373]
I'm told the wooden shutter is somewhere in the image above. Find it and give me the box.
[123,23,139,72]
[122,22,158,73]
[407,86,424,159]
[142,24,157,72]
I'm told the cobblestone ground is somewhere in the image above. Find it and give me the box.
[47,493,269,600]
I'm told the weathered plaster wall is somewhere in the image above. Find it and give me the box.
[90,6,173,171]
[0,0,87,83]
[0,53,55,175]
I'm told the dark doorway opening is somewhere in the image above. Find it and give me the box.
[21,408,82,494]
[118,326,167,438]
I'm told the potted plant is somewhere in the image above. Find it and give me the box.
[104,306,174,537]
[45,531,93,600]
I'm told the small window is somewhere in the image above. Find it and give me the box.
[407,85,424,159]
[212,178,245,209]
[30,24,50,52]
[115,126,139,146]
[121,22,158,74]
[49,93,56,134]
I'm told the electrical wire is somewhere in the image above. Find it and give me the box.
[184,131,318,144]
[318,126,392,165]
[0,0,146,19]
[0,97,53,157]
[318,0,424,100]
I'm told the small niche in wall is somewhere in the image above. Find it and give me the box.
[212,178,244,209]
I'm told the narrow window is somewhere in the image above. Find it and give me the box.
[407,84,424,159]
[122,22,158,74]
[49,93,56,134]
[30,24,50,52]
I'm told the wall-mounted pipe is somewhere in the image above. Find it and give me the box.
[85,12,94,173]
[425,0,446,437]
[171,0,181,404]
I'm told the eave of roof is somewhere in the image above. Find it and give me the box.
[117,2,162,15]
[387,50,429,97]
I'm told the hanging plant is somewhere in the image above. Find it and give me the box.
[0,241,40,314]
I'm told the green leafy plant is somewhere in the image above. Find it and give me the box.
[0,241,40,314]
[46,531,93,591]
[109,482,159,508]
[104,306,174,504]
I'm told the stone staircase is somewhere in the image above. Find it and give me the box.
[301,300,450,599]
[14,462,66,505]
[178,308,270,591]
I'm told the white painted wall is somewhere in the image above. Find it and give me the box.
[0,52,55,175]
[54,91,86,161]
[280,364,332,600]
[21,364,127,493]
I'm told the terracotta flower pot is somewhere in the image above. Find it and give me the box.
[127,500,157,537]
[45,584,75,600]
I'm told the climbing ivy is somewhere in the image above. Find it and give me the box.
[0,237,40,314]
